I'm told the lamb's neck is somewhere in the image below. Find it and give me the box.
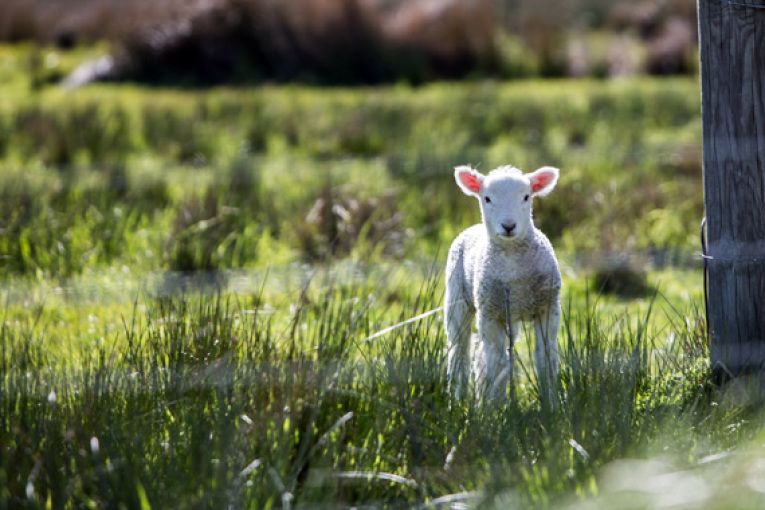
[488,228,538,258]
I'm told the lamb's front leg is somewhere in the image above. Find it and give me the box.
[534,301,561,406]
[445,289,474,400]
[474,312,513,403]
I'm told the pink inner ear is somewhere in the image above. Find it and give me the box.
[459,173,482,193]
[531,172,554,193]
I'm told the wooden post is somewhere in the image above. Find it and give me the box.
[699,0,765,379]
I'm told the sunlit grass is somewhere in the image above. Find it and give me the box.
[2,265,754,508]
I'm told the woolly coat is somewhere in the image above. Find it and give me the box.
[445,223,561,326]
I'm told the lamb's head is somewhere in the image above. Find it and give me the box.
[455,165,559,244]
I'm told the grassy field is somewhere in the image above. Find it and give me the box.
[4,44,763,509]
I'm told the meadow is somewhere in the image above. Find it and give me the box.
[2,44,764,509]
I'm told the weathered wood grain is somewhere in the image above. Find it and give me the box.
[699,0,765,376]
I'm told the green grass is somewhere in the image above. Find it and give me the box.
[2,271,760,509]
[2,44,751,509]
[1,70,703,279]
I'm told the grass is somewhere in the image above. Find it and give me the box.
[2,43,754,509]
[2,269,760,509]
[1,71,703,280]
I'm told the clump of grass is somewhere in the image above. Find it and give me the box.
[166,188,241,273]
[592,255,652,298]
[296,183,407,262]
[0,168,163,279]
[12,102,135,166]
[164,156,265,273]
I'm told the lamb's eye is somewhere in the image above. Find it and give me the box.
[484,196,491,204]
[523,194,530,202]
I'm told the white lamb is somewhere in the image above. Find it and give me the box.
[445,164,561,403]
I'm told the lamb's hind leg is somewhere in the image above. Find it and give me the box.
[445,288,474,400]
[534,301,561,406]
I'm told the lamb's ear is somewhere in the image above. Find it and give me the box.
[528,166,559,197]
[454,166,484,197]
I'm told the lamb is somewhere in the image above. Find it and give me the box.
[444,164,561,403]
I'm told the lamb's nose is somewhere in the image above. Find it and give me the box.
[501,222,516,235]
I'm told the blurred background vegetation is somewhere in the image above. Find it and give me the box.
[0,80,702,280]
[0,0,704,283]
[1,0,698,86]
